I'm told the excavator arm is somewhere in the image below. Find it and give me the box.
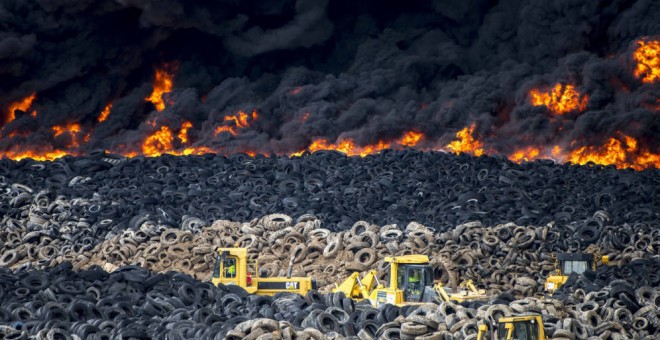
[433,279,489,303]
[333,270,379,300]
[432,281,453,302]
[460,279,484,293]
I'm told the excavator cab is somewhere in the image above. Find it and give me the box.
[477,314,546,340]
[545,253,600,293]
[557,253,594,275]
[395,264,434,302]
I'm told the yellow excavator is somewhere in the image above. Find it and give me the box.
[544,252,608,293]
[211,247,317,295]
[477,314,546,340]
[333,254,488,307]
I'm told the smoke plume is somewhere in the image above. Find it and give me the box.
[0,0,658,168]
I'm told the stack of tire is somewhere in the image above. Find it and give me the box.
[0,150,656,243]
[0,264,385,339]
[3,209,656,297]
[0,150,656,339]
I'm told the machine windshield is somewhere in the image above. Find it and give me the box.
[497,320,540,340]
[561,260,589,275]
[213,254,221,278]
[397,265,433,302]
[223,257,237,278]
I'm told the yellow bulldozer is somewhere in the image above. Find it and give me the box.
[332,254,488,307]
[544,252,608,293]
[211,247,317,295]
[477,314,546,340]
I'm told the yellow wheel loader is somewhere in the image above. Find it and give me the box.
[477,314,546,340]
[211,247,317,296]
[544,252,609,293]
[332,254,488,307]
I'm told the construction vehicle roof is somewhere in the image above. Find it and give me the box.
[556,253,594,261]
[498,315,542,322]
[217,247,247,255]
[384,254,430,263]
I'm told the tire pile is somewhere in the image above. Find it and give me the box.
[0,263,345,339]
[3,211,656,294]
[1,212,658,338]
[0,150,656,242]
[0,151,657,339]
[0,264,656,339]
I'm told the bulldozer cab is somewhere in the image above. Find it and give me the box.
[555,253,594,275]
[395,264,434,302]
[478,315,545,340]
[212,248,254,287]
[496,320,541,339]
[213,251,238,280]
[545,252,609,292]
[382,255,437,304]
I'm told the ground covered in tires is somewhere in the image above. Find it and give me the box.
[1,213,658,339]
[0,260,657,339]
[0,151,657,339]
[0,150,656,243]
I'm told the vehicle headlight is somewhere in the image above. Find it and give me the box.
[546,282,555,289]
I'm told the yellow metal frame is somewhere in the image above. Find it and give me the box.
[435,279,488,303]
[333,254,488,306]
[544,253,608,293]
[477,315,546,339]
[211,247,314,296]
[384,254,429,291]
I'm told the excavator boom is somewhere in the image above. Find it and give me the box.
[333,270,378,300]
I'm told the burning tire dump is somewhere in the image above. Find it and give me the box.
[0,1,659,339]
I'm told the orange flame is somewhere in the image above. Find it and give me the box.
[303,138,391,157]
[290,130,424,157]
[633,38,660,83]
[146,66,175,111]
[6,93,36,123]
[400,131,423,147]
[214,110,258,136]
[52,123,82,147]
[508,145,565,163]
[551,145,562,158]
[568,134,659,171]
[446,124,484,156]
[178,146,215,155]
[136,121,207,157]
[1,149,69,161]
[509,146,540,163]
[142,125,174,157]
[178,121,192,143]
[0,120,87,160]
[98,103,112,122]
[529,83,588,115]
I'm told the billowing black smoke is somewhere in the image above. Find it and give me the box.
[0,0,658,158]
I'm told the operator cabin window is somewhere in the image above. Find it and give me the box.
[562,261,588,275]
[213,254,221,278]
[497,321,539,340]
[224,258,237,278]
